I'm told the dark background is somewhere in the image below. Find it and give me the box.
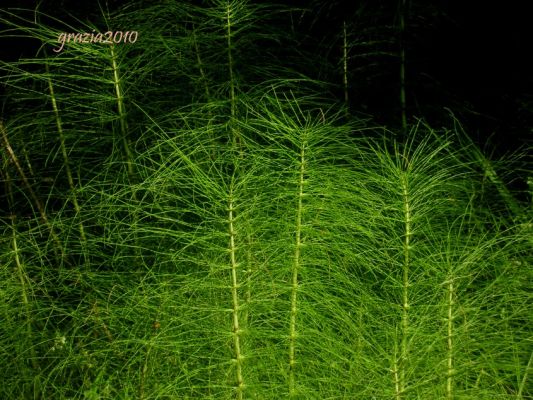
[1,0,532,154]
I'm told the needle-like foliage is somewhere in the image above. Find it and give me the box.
[0,2,530,399]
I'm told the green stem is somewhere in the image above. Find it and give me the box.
[517,350,532,399]
[243,228,253,327]
[225,0,241,153]
[109,43,141,268]
[109,43,134,179]
[10,215,41,397]
[21,145,35,178]
[399,171,411,397]
[192,27,212,104]
[228,187,244,399]
[399,0,407,132]
[392,337,401,400]
[289,138,307,396]
[1,121,64,259]
[446,273,455,400]
[192,26,217,161]
[45,60,86,244]
[226,2,236,121]
[343,20,349,112]
[11,216,38,371]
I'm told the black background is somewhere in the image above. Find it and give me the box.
[1,0,532,154]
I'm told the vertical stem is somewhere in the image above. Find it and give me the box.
[392,335,401,400]
[228,188,244,399]
[1,121,64,258]
[139,306,152,400]
[517,351,532,399]
[192,26,217,162]
[22,145,35,178]
[109,43,142,268]
[3,167,41,394]
[192,27,212,104]
[356,307,363,355]
[446,273,455,400]
[11,216,39,368]
[45,61,86,243]
[243,228,253,327]
[225,1,241,153]
[399,172,411,397]
[226,2,236,121]
[527,175,533,208]
[109,43,134,179]
[343,20,349,113]
[399,0,407,132]
[11,215,42,400]
[289,138,306,395]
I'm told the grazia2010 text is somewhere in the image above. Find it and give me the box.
[53,31,138,53]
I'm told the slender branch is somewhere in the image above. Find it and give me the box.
[228,187,245,399]
[343,20,349,113]
[109,43,134,179]
[45,60,86,243]
[11,215,40,371]
[192,27,212,104]
[399,170,412,398]
[446,274,455,400]
[399,0,407,132]
[226,1,236,122]
[289,137,307,395]
[392,336,401,400]
[1,120,64,258]
[225,0,242,154]
[517,350,532,399]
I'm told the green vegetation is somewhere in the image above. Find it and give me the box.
[1,1,530,399]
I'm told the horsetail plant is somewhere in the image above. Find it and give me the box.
[44,58,86,245]
[0,1,530,399]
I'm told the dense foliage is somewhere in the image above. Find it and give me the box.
[1,1,531,399]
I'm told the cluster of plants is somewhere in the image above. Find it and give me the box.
[0,1,530,399]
